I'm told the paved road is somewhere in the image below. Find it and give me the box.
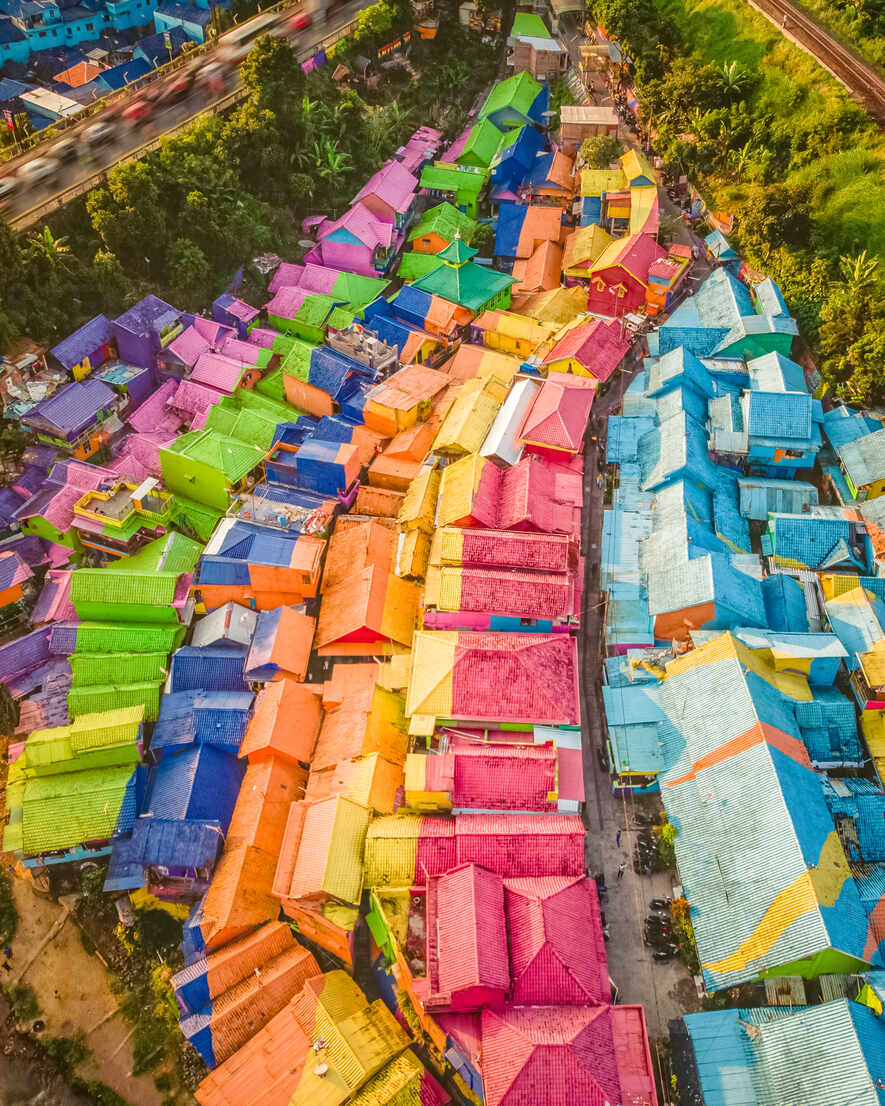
[2,0,369,231]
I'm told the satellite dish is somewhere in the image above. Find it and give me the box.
[314,1063,329,1077]
[298,239,315,248]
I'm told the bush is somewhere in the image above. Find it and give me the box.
[71,1079,133,1106]
[580,135,625,168]
[44,1032,90,1077]
[6,981,41,1022]
[0,870,18,948]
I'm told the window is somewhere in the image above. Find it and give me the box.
[52,28,56,34]
[86,21,93,28]
[38,29,46,36]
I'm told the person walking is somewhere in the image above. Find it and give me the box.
[617,861,626,880]
[616,830,622,847]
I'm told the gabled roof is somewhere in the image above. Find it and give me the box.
[274,795,370,906]
[512,239,563,294]
[419,161,488,197]
[23,378,116,436]
[458,118,505,168]
[479,71,545,125]
[408,202,477,247]
[412,256,517,313]
[354,158,419,216]
[319,202,394,251]
[520,376,595,452]
[49,314,112,371]
[562,223,615,273]
[505,875,608,1004]
[406,630,580,725]
[542,318,630,381]
[238,679,323,765]
[590,232,667,284]
[315,565,420,654]
[244,606,315,682]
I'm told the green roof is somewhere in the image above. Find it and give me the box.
[18,764,136,854]
[166,429,264,482]
[73,622,184,653]
[412,258,517,312]
[511,12,551,36]
[330,270,390,311]
[458,119,505,168]
[22,707,143,774]
[68,681,163,722]
[281,338,315,383]
[170,497,224,543]
[408,202,478,248]
[69,651,168,687]
[72,568,180,610]
[398,252,445,281]
[255,365,287,403]
[419,162,487,197]
[327,306,356,331]
[438,236,479,265]
[105,531,202,576]
[479,72,543,124]
[298,293,337,327]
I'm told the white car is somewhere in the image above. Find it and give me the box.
[0,177,17,207]
[16,156,60,185]
[82,120,116,146]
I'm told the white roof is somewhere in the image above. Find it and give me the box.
[560,105,619,125]
[516,34,564,51]
[20,88,82,118]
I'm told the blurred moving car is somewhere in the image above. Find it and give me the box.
[16,157,61,186]
[217,12,285,63]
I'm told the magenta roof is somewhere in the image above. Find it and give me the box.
[499,455,582,538]
[427,864,509,1008]
[265,285,311,319]
[354,159,418,217]
[454,528,572,573]
[267,262,305,296]
[193,316,235,344]
[171,378,221,417]
[455,812,585,876]
[190,352,246,394]
[519,377,595,452]
[109,432,170,482]
[504,876,608,1004]
[167,324,210,367]
[247,327,280,349]
[127,378,180,435]
[223,297,260,323]
[543,318,631,381]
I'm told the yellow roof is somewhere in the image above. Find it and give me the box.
[433,377,503,456]
[860,640,885,688]
[630,184,658,234]
[562,224,615,275]
[510,285,589,327]
[436,453,491,529]
[363,814,424,889]
[862,710,885,758]
[580,167,625,197]
[666,632,813,701]
[397,465,440,534]
[348,1051,427,1106]
[288,795,370,906]
[472,309,556,346]
[620,147,654,184]
[405,630,458,718]
[305,754,403,815]
[396,527,431,581]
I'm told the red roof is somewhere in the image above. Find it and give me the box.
[455,528,573,572]
[451,567,575,621]
[453,743,557,811]
[426,864,510,1009]
[481,1006,624,1106]
[519,376,595,453]
[504,876,608,1004]
[451,631,581,725]
[542,318,630,382]
[454,813,585,877]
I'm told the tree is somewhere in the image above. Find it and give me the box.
[838,250,880,297]
[718,60,751,99]
[579,134,624,168]
[168,238,210,306]
[734,184,812,260]
[239,34,304,115]
[24,226,72,270]
[87,160,168,276]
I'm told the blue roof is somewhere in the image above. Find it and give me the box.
[114,294,179,336]
[746,391,812,442]
[144,745,245,828]
[98,58,152,89]
[168,646,249,694]
[22,378,115,435]
[151,689,254,754]
[0,77,33,99]
[134,25,190,67]
[772,515,870,571]
[308,346,369,397]
[49,314,111,371]
[824,405,884,451]
[795,689,863,765]
[106,817,223,890]
[494,202,527,257]
[524,151,566,189]
[155,1,213,24]
[0,17,26,43]
[704,229,737,260]
[761,573,809,633]
[389,284,434,329]
[753,277,790,318]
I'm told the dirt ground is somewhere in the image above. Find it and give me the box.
[6,875,166,1106]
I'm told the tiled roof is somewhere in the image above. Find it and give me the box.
[354,158,419,216]
[432,526,572,572]
[275,796,369,906]
[519,376,595,452]
[543,318,631,382]
[451,743,558,809]
[238,680,323,765]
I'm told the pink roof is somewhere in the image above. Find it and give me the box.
[171,378,221,417]
[416,816,457,882]
[190,352,246,394]
[267,262,305,296]
[127,378,180,435]
[354,159,418,217]
[167,324,211,368]
[31,568,74,624]
[454,529,572,572]
[481,1007,625,1106]
[319,203,394,250]
[543,318,631,381]
[453,743,558,810]
[109,432,170,483]
[193,316,235,345]
[224,297,260,323]
[441,127,471,163]
[599,233,667,282]
[499,455,582,538]
[219,337,262,365]
[436,1012,482,1063]
[452,567,575,622]
[454,812,585,877]
[519,376,595,453]
[557,747,584,802]
[265,286,311,320]
[427,864,509,1008]
[504,876,608,1004]
[247,327,280,349]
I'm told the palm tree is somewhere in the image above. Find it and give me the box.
[728,140,754,179]
[311,139,353,184]
[719,60,750,96]
[838,250,880,296]
[25,226,71,269]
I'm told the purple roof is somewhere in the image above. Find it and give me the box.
[0,534,50,566]
[0,625,50,682]
[167,324,211,368]
[30,569,75,625]
[0,550,32,591]
[12,466,47,497]
[190,352,246,394]
[114,294,179,338]
[354,159,418,217]
[20,445,58,469]
[23,378,116,436]
[0,486,26,525]
[49,314,112,372]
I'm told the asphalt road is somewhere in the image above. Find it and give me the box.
[1,0,369,230]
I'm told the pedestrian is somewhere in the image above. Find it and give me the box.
[617,861,626,880]
[2,961,11,973]
[2,946,11,959]
[616,829,622,847]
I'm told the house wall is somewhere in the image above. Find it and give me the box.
[759,947,870,981]
[153,7,207,40]
[21,513,82,551]
[472,326,535,359]
[317,239,376,278]
[411,231,448,254]
[160,449,231,512]
[586,266,645,316]
[267,313,325,345]
[546,355,591,377]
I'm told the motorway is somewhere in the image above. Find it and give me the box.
[1,0,369,232]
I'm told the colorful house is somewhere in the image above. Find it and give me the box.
[470,310,557,361]
[412,237,517,314]
[160,431,264,513]
[519,375,595,459]
[561,223,615,280]
[49,314,115,381]
[541,318,631,381]
[584,233,668,316]
[489,123,545,196]
[363,363,450,435]
[645,244,692,315]
[456,118,505,169]
[559,104,619,154]
[408,202,478,255]
[508,12,567,80]
[306,203,396,277]
[112,294,184,370]
[419,162,488,218]
[494,202,564,260]
[22,378,120,459]
[353,158,419,227]
[518,151,575,207]
[478,70,549,130]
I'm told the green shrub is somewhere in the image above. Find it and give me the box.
[6,982,41,1022]
[0,871,18,947]
[44,1032,90,1076]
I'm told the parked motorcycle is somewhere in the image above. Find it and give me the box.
[649,898,672,912]
[652,945,680,961]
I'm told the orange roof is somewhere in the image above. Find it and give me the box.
[548,150,575,190]
[515,205,565,259]
[512,240,563,294]
[354,485,406,518]
[200,757,307,950]
[383,420,439,461]
[304,754,403,814]
[321,517,396,591]
[425,296,472,332]
[400,328,444,364]
[446,343,524,383]
[368,454,424,492]
[290,535,326,576]
[54,60,102,87]
[250,606,315,681]
[348,423,388,467]
[367,365,450,412]
[315,565,420,654]
[238,680,324,765]
[314,665,408,771]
